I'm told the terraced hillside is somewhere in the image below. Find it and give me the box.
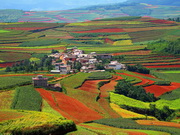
[0,16,179,69]
[0,16,180,134]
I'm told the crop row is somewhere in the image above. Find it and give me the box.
[11,85,42,111]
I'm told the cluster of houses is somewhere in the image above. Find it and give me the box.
[49,47,125,74]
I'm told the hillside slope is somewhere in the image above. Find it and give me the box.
[0,0,179,23]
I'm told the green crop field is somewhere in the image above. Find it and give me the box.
[110,92,180,110]
[60,73,92,89]
[0,76,32,90]
[11,86,42,111]
[152,71,180,83]
[0,29,10,33]
[159,88,180,100]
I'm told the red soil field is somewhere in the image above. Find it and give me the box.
[145,64,180,68]
[0,111,24,122]
[35,88,74,121]
[5,27,49,31]
[113,50,152,56]
[144,82,180,97]
[147,19,175,24]
[100,75,123,98]
[104,38,114,44]
[54,92,103,123]
[36,88,103,123]
[72,28,125,33]
[136,120,180,128]
[0,62,18,67]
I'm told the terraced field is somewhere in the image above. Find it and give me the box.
[0,16,180,134]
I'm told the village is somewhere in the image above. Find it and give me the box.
[49,47,126,74]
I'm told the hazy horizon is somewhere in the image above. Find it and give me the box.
[0,0,127,11]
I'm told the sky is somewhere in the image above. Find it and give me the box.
[0,0,127,11]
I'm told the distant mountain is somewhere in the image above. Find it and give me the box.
[0,0,179,23]
[127,0,180,6]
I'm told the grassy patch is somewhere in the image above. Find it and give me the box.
[88,72,112,80]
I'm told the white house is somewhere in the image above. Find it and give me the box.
[107,61,122,70]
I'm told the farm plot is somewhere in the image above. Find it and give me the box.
[72,28,125,33]
[110,103,148,119]
[36,88,103,123]
[110,92,180,110]
[0,110,76,135]
[144,82,180,97]
[0,90,14,109]
[76,123,163,135]
[0,110,24,122]
[93,118,179,135]
[100,75,123,98]
[116,72,154,86]
[11,86,42,111]
[0,52,31,62]
[136,120,180,128]
[145,64,180,68]
[113,50,152,56]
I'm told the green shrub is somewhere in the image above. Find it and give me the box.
[155,81,171,86]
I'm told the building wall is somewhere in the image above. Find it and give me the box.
[33,80,48,87]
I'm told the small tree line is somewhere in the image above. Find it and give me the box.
[5,55,53,73]
[115,79,156,102]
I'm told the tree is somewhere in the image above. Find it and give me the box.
[5,66,11,72]
[95,64,105,70]
[51,49,59,54]
[74,61,82,71]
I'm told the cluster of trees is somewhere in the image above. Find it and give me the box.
[127,64,150,74]
[121,104,176,121]
[147,38,180,55]
[149,104,175,121]
[5,55,53,73]
[115,80,156,102]
[167,17,180,22]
